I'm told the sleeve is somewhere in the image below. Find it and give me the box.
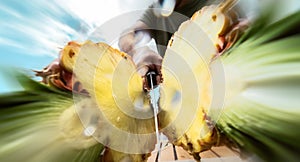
[139,4,156,29]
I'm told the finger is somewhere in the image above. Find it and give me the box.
[147,63,160,72]
[137,65,150,91]
[137,65,149,77]
[156,75,161,84]
[147,64,156,72]
[155,64,161,74]
[155,64,162,83]
[142,76,148,91]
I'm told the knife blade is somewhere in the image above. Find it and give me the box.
[145,71,161,160]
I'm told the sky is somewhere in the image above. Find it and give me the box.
[0,0,300,93]
[0,0,152,92]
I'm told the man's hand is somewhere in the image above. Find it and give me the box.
[132,46,162,90]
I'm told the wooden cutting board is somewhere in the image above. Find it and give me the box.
[148,145,243,161]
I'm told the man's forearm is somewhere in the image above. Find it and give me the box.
[118,21,151,55]
[119,30,136,55]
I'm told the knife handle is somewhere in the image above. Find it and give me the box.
[145,71,158,90]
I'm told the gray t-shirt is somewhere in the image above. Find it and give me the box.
[140,0,221,56]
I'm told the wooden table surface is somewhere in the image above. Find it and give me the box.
[148,145,243,162]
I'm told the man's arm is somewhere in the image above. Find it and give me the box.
[118,20,162,87]
[118,21,151,55]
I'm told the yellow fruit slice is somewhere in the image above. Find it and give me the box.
[160,0,239,159]
[73,41,156,160]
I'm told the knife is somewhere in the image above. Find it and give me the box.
[145,71,162,160]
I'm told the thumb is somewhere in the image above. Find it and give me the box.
[137,66,149,77]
